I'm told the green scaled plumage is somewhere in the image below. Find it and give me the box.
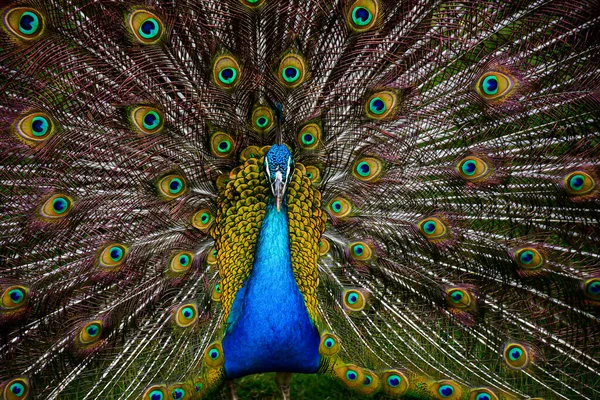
[1,0,600,399]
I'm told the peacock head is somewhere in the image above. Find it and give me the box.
[264,144,294,211]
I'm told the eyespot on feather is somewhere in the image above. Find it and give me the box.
[445,287,474,310]
[192,209,214,231]
[79,321,103,345]
[4,7,44,40]
[128,10,163,44]
[343,288,367,311]
[514,247,545,270]
[318,238,330,256]
[418,217,449,240]
[468,388,499,400]
[213,55,241,88]
[15,112,55,144]
[170,251,194,273]
[39,194,74,219]
[157,174,187,199]
[318,332,341,356]
[356,369,380,395]
[240,0,265,7]
[365,91,397,119]
[211,281,222,302]
[563,170,596,196]
[174,303,198,328]
[352,156,383,181]
[98,243,128,269]
[333,363,365,389]
[432,379,463,399]
[583,278,600,302]
[203,342,225,367]
[297,123,321,150]
[2,377,31,400]
[347,0,379,32]
[380,370,409,396]
[210,132,235,158]
[475,71,516,101]
[1,285,29,311]
[277,53,306,88]
[502,342,530,369]
[348,241,373,261]
[252,106,275,134]
[328,197,352,218]
[456,156,491,181]
[131,106,164,135]
[305,165,321,185]
[142,385,167,400]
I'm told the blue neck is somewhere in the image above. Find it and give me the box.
[222,199,321,378]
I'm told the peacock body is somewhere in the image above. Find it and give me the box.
[1,0,600,399]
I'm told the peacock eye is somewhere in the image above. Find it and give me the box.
[203,342,225,367]
[343,289,366,311]
[445,288,473,309]
[503,343,530,369]
[15,112,55,143]
[476,71,515,100]
[439,384,455,397]
[252,106,275,133]
[305,165,321,185]
[457,156,490,181]
[1,286,29,310]
[212,281,223,302]
[170,251,194,273]
[583,278,600,301]
[564,171,595,196]
[210,132,235,158]
[207,248,218,265]
[4,378,30,400]
[514,247,545,270]
[128,10,163,44]
[469,388,498,400]
[277,53,306,87]
[327,197,352,218]
[418,217,448,240]
[174,304,198,328]
[352,156,384,181]
[131,106,164,134]
[319,333,341,356]
[99,243,128,269]
[40,194,74,219]
[297,123,321,150]
[347,0,378,31]
[365,91,397,119]
[79,321,103,344]
[213,55,241,88]
[143,386,167,400]
[192,209,214,231]
[158,174,187,199]
[334,364,364,389]
[171,388,186,399]
[349,241,372,261]
[380,370,408,395]
[318,238,330,255]
[5,7,44,40]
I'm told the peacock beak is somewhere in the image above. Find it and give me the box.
[272,173,286,212]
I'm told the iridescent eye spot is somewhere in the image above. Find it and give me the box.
[451,291,463,303]
[482,75,498,95]
[424,221,436,234]
[109,246,123,262]
[172,388,185,399]
[79,321,103,344]
[503,343,529,369]
[439,384,454,397]
[363,375,372,385]
[128,10,164,44]
[514,247,544,270]
[332,201,342,212]
[343,289,366,311]
[143,111,160,130]
[175,304,198,328]
[277,54,306,87]
[86,324,99,337]
[387,374,401,387]
[357,161,370,176]
[99,243,128,269]
[179,255,190,266]
[352,7,372,26]
[477,395,491,400]
[302,133,315,145]
[218,140,231,153]
[346,370,358,381]
[182,307,194,320]
[16,112,56,143]
[324,338,335,348]
[282,67,300,83]
[461,160,476,176]
[158,174,187,199]
[5,8,44,40]
[257,117,268,127]
[9,382,26,396]
[564,171,595,196]
[352,157,384,181]
[9,289,24,304]
[369,97,386,115]
[31,116,49,136]
[149,390,164,400]
[219,67,237,84]
[204,342,225,367]
[418,217,448,240]
[170,179,183,194]
[209,348,220,359]
[19,11,39,35]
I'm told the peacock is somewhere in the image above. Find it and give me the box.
[1,0,600,399]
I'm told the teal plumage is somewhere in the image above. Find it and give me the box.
[1,0,600,399]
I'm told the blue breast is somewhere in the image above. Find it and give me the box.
[221,199,321,379]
